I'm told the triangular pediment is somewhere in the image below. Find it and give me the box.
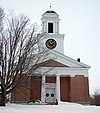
[39,50,90,69]
[38,59,69,67]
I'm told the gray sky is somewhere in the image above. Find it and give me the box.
[0,0,100,94]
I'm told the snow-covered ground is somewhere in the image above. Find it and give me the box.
[0,101,100,113]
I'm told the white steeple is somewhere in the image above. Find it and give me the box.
[41,10,65,54]
[41,10,60,34]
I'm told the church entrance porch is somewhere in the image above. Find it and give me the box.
[45,83,56,104]
[41,76,59,104]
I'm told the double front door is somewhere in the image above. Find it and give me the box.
[45,84,56,104]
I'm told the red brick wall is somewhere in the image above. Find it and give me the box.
[11,75,89,104]
[84,77,90,103]
[46,76,56,83]
[60,77,70,101]
[75,75,86,102]
[11,76,42,103]
[70,77,76,102]
[11,77,31,103]
[70,75,90,104]
[30,76,42,100]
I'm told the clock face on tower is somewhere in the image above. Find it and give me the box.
[45,39,57,49]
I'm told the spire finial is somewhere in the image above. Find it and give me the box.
[49,3,51,10]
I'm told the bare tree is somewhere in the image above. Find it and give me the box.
[90,88,100,106]
[0,14,48,106]
[0,7,4,32]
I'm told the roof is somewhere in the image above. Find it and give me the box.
[44,10,57,14]
[36,50,90,76]
[41,50,91,69]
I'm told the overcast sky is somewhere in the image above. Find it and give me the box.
[0,0,100,94]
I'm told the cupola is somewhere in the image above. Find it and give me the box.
[41,10,60,34]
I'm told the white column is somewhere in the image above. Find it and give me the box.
[55,21,57,33]
[44,21,47,33]
[70,74,75,77]
[41,75,46,102]
[0,65,2,73]
[56,75,60,101]
[57,22,59,33]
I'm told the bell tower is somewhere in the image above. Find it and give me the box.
[41,10,65,54]
[41,10,60,34]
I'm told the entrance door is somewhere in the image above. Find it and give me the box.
[45,84,56,104]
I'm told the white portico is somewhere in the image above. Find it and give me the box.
[39,50,90,103]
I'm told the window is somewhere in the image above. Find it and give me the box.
[48,23,53,33]
[46,93,49,97]
[51,93,54,97]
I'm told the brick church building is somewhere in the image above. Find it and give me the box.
[11,10,90,104]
